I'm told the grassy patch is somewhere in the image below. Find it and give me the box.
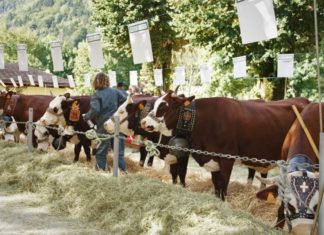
[0,142,282,235]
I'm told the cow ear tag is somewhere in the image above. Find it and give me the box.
[266,192,276,204]
[184,100,191,107]
[138,103,145,110]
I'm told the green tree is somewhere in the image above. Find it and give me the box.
[169,0,324,100]
[91,0,181,91]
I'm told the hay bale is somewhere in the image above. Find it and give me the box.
[0,142,282,234]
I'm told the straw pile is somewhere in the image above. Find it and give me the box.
[0,142,281,234]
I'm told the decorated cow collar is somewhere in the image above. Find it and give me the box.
[175,101,196,140]
[288,170,318,221]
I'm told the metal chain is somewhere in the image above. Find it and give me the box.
[0,119,320,169]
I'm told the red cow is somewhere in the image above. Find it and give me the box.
[256,102,320,234]
[141,93,310,200]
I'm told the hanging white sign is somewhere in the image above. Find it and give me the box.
[277,54,294,78]
[10,78,17,87]
[108,71,117,87]
[154,69,163,87]
[175,66,185,85]
[200,63,212,83]
[128,20,154,64]
[84,74,91,88]
[38,75,44,87]
[0,44,4,69]
[17,76,24,87]
[67,75,76,88]
[52,75,59,88]
[87,33,105,69]
[129,70,138,86]
[233,56,247,78]
[236,0,278,44]
[17,44,28,71]
[50,41,64,72]
[0,79,6,87]
[27,75,35,86]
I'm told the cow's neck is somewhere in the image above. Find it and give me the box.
[4,95,19,116]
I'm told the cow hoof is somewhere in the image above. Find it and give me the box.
[180,182,186,187]
[139,160,144,167]
[86,158,91,162]
[147,162,153,167]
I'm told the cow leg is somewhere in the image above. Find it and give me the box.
[74,143,82,162]
[247,168,255,185]
[79,135,91,161]
[211,159,234,201]
[275,203,285,229]
[259,172,268,189]
[178,155,189,187]
[147,156,154,167]
[169,164,178,184]
[139,146,147,167]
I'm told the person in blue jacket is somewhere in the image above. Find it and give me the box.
[83,72,127,172]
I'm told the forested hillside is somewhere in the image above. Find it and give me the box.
[0,0,94,46]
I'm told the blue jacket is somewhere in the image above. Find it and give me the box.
[83,87,127,133]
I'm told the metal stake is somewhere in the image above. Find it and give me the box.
[27,108,33,152]
[113,116,120,177]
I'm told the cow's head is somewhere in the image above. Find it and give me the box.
[256,163,319,234]
[39,94,70,126]
[0,91,13,115]
[104,95,148,136]
[140,92,195,136]
[47,93,70,115]
[34,120,52,151]
[0,115,18,142]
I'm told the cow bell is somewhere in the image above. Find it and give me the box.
[52,137,66,150]
[168,136,189,158]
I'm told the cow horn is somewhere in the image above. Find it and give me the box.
[64,93,71,99]
[159,86,165,95]
[256,175,279,185]
[174,85,180,95]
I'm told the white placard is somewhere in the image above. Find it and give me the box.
[129,70,138,86]
[0,44,4,69]
[67,75,76,88]
[236,0,278,44]
[17,44,28,71]
[38,75,44,87]
[27,75,35,86]
[154,69,163,86]
[200,63,212,83]
[50,41,64,72]
[108,71,117,87]
[10,78,17,87]
[17,76,24,87]
[233,56,247,78]
[175,66,185,85]
[128,20,154,64]
[84,74,91,88]
[52,75,59,88]
[0,79,6,87]
[87,33,104,69]
[277,54,294,78]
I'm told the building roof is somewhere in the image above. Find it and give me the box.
[0,63,70,88]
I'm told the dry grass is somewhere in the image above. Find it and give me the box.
[0,142,282,235]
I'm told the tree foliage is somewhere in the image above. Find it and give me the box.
[91,0,181,90]
[0,0,95,47]
[169,0,324,100]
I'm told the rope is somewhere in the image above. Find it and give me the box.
[143,140,160,158]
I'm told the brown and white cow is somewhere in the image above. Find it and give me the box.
[35,94,95,162]
[104,95,190,186]
[256,102,320,234]
[141,93,310,200]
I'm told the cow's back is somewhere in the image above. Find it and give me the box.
[281,102,322,163]
[191,97,309,164]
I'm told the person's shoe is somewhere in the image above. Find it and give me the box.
[120,170,128,175]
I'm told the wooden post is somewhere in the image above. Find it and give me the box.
[113,116,120,177]
[319,133,324,235]
[27,108,33,152]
